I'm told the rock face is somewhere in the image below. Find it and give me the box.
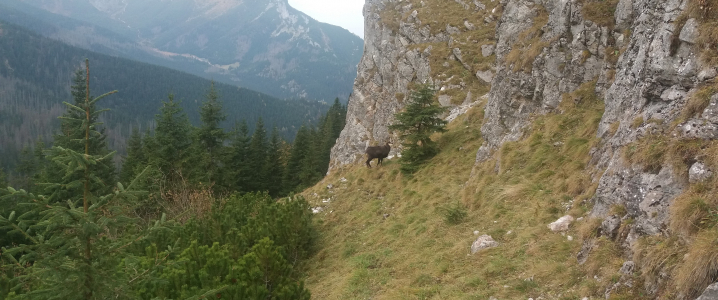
[329,0,495,170]
[695,283,718,300]
[330,0,718,293]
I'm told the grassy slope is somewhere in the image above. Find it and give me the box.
[300,82,641,299]
[300,0,718,298]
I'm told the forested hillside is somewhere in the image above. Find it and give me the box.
[0,21,330,169]
[0,0,363,101]
[0,61,347,298]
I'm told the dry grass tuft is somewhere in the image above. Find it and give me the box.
[680,81,718,122]
[685,0,718,64]
[674,229,718,298]
[579,0,620,28]
[505,6,550,73]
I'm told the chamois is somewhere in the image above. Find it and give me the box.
[365,142,391,168]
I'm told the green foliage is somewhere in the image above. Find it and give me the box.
[440,201,468,225]
[196,82,227,185]
[0,21,331,171]
[265,128,285,197]
[389,85,448,174]
[248,118,269,192]
[119,128,146,184]
[130,193,315,299]
[150,94,193,182]
[0,61,143,299]
[225,121,253,193]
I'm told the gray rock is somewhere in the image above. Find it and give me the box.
[695,282,718,300]
[619,261,635,275]
[446,24,461,35]
[548,215,575,232]
[474,0,485,11]
[615,0,633,29]
[679,18,699,44]
[471,234,499,253]
[481,44,495,57]
[702,94,718,123]
[476,70,494,83]
[600,215,621,239]
[689,162,713,183]
[453,48,472,71]
[464,20,476,31]
[438,95,454,107]
[453,0,470,10]
[698,68,718,81]
[677,119,718,140]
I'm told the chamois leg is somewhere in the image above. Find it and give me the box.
[378,158,383,166]
[366,158,372,168]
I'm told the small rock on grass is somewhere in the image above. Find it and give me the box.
[471,234,498,254]
[548,215,574,232]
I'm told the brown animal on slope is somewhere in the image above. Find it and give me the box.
[365,142,391,168]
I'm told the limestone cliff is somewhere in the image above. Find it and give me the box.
[330,0,718,297]
[330,0,499,170]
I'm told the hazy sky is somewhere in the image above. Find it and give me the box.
[288,0,366,38]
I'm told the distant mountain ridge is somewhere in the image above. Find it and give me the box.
[0,0,363,101]
[0,21,329,170]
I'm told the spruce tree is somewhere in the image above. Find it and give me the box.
[247,118,268,192]
[43,69,117,201]
[265,127,284,197]
[197,82,227,186]
[388,84,447,174]
[283,126,311,193]
[317,98,346,175]
[226,121,252,193]
[0,60,145,299]
[14,146,36,191]
[151,94,193,183]
[0,168,6,189]
[119,128,146,184]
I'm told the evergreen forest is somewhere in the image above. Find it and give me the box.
[0,60,347,299]
[0,21,331,170]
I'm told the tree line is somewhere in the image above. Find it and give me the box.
[0,61,346,298]
[0,21,331,170]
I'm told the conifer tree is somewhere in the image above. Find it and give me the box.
[317,98,346,175]
[0,168,6,189]
[248,118,268,192]
[151,94,193,183]
[197,82,227,185]
[42,69,117,201]
[284,126,311,193]
[0,60,145,299]
[119,128,146,184]
[14,146,36,191]
[265,127,284,197]
[388,84,447,174]
[226,121,252,193]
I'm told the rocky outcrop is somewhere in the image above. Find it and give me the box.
[329,0,490,170]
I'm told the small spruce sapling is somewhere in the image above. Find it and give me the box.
[389,84,447,174]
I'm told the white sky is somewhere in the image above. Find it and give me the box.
[288,0,366,38]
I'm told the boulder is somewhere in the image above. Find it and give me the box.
[695,282,718,300]
[600,215,621,239]
[679,18,699,44]
[471,234,499,254]
[689,162,713,184]
[548,215,574,232]
[476,70,494,83]
[481,44,495,57]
